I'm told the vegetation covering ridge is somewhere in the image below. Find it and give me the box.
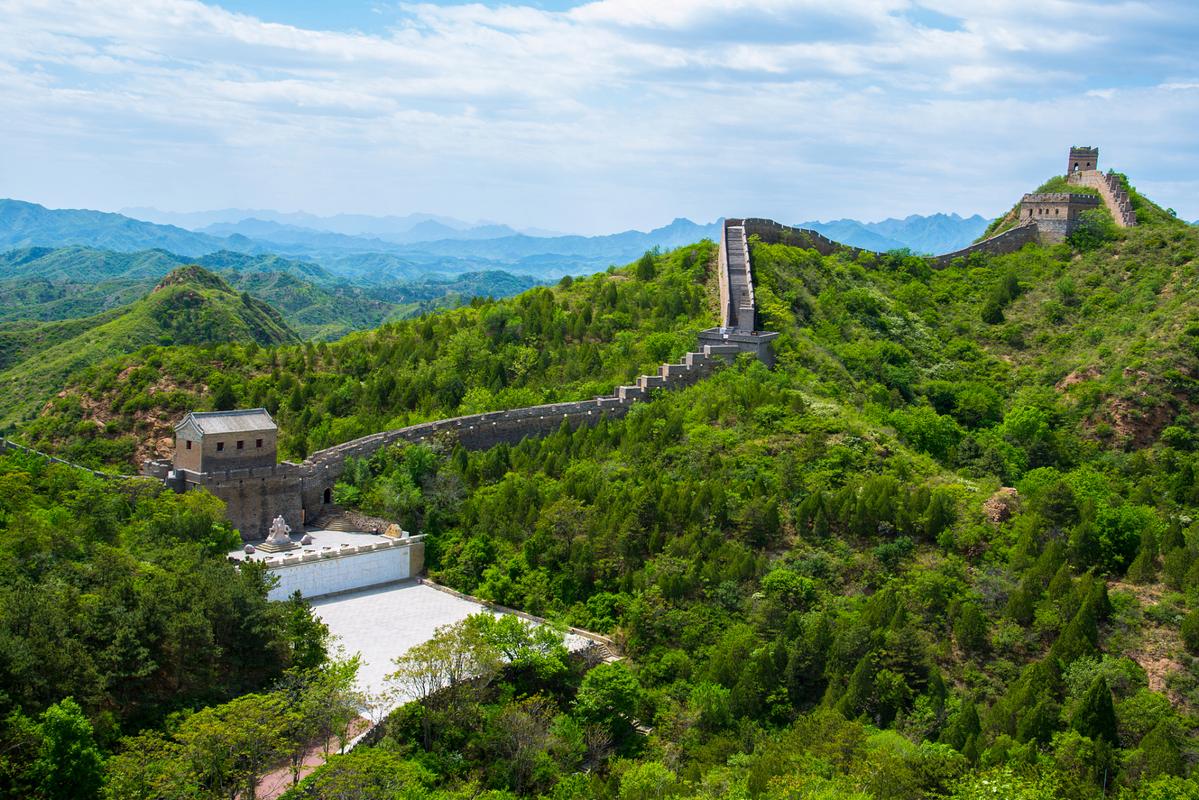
[3,181,1199,799]
[0,265,299,431]
[0,244,540,339]
[20,243,718,467]
[282,195,1199,799]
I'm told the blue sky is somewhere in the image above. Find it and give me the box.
[1,0,1197,233]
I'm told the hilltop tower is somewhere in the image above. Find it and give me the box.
[1068,146,1099,176]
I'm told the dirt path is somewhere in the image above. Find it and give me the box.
[253,717,371,800]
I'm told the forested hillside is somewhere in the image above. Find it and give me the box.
[286,188,1199,797]
[22,244,716,467]
[3,178,1199,799]
[0,245,539,339]
[0,266,298,429]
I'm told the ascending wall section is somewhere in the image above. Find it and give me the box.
[258,536,425,600]
[735,215,1040,267]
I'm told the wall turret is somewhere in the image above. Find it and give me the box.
[1068,146,1099,176]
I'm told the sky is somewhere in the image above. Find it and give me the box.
[1,0,1197,234]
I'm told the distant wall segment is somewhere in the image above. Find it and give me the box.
[736,216,1040,267]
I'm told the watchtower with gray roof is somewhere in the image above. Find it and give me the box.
[173,408,278,474]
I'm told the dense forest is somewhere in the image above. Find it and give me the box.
[1,175,1199,798]
[22,243,715,467]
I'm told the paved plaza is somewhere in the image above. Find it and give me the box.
[311,580,488,704]
[310,579,590,711]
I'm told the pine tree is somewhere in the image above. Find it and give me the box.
[1138,721,1185,779]
[1071,676,1117,745]
[1127,528,1159,584]
[1051,598,1099,666]
[940,698,981,752]
[1181,609,1199,655]
[953,601,987,655]
[835,653,876,721]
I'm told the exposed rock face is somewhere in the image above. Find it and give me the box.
[983,487,1019,524]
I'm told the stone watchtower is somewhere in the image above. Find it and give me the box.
[173,408,278,474]
[1020,193,1102,243]
[1067,146,1099,176]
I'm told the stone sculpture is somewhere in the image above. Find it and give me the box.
[258,515,299,552]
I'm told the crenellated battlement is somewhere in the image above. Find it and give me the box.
[155,332,773,538]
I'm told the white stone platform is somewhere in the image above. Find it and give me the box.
[310,580,590,712]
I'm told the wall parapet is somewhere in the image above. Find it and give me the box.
[1067,170,1137,227]
[930,222,1041,265]
[177,332,755,538]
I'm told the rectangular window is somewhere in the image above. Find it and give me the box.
[256,438,263,448]
[237,440,244,450]
[186,440,192,450]
[216,442,224,452]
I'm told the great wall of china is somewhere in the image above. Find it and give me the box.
[146,222,778,538]
[5,147,1136,540]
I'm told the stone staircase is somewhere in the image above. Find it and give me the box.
[1068,169,1137,227]
[724,223,756,332]
[593,641,623,663]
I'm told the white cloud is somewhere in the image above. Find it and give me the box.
[0,0,1195,229]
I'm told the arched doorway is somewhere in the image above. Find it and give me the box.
[323,487,332,504]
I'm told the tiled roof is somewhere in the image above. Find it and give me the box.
[176,408,276,435]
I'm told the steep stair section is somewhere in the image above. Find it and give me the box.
[1068,170,1137,227]
[724,224,756,332]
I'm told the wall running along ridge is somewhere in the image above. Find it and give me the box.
[736,216,1041,266]
[141,222,787,539]
[148,151,1131,538]
[1067,170,1138,228]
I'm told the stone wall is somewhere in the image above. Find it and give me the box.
[735,216,1039,268]
[738,217,871,259]
[179,464,306,538]
[253,536,423,600]
[1,437,133,481]
[1068,146,1099,175]
[929,223,1041,264]
[1016,193,1102,243]
[1068,170,1137,228]
[182,337,752,539]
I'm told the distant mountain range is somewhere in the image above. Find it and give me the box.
[122,206,565,239]
[797,213,991,255]
[1,200,719,280]
[2,199,995,287]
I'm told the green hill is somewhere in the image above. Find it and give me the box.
[0,245,540,339]
[320,179,1199,798]
[22,243,716,466]
[6,175,1199,797]
[0,265,297,431]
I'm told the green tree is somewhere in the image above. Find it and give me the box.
[174,693,289,800]
[574,662,642,742]
[1135,721,1185,780]
[284,749,434,800]
[1070,676,1117,745]
[953,602,987,655]
[283,592,330,672]
[1181,609,1199,655]
[34,698,103,800]
[619,761,677,800]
